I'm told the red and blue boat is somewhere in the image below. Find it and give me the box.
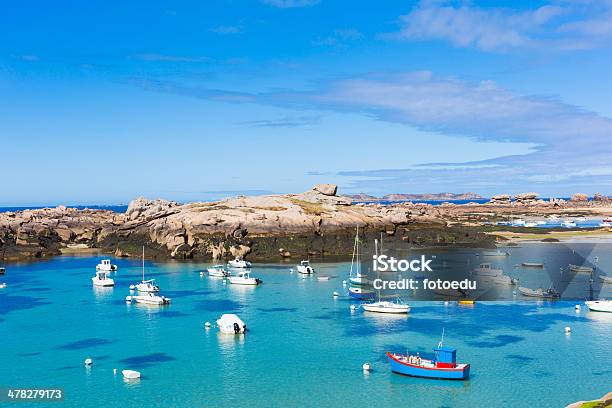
[387,345,470,380]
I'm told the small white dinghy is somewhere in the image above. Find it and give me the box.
[122,370,141,380]
[92,270,114,287]
[207,265,229,277]
[0,283,6,289]
[96,259,117,272]
[216,314,247,334]
[585,300,612,313]
[227,257,252,268]
[296,260,315,274]
[228,271,262,285]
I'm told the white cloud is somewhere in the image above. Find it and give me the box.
[392,0,612,52]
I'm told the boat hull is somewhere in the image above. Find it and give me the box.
[297,266,314,274]
[387,353,470,380]
[92,278,114,287]
[362,304,409,314]
[585,301,612,313]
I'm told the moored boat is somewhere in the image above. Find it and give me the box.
[562,220,577,228]
[207,265,229,277]
[96,259,117,272]
[481,250,510,257]
[92,270,114,287]
[130,247,160,292]
[296,260,315,274]
[349,286,374,299]
[362,300,410,314]
[585,300,612,313]
[569,264,594,273]
[228,270,262,285]
[216,314,247,334]
[227,257,252,268]
[128,292,171,305]
[0,267,5,275]
[600,275,612,284]
[518,286,560,299]
[522,262,544,267]
[0,283,6,289]
[387,346,470,380]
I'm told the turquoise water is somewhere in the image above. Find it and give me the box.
[1,248,610,407]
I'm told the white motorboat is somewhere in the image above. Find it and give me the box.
[96,259,117,272]
[92,270,114,287]
[134,279,160,293]
[524,222,538,227]
[536,220,547,225]
[207,265,229,277]
[561,220,577,228]
[585,300,612,313]
[363,299,410,314]
[228,270,262,285]
[130,247,160,292]
[296,260,315,274]
[128,292,171,305]
[227,257,252,268]
[512,219,526,227]
[472,263,516,285]
[600,275,612,284]
[0,283,6,289]
[518,286,560,299]
[599,222,611,227]
[122,370,141,380]
[569,264,594,273]
[317,275,331,281]
[216,313,247,334]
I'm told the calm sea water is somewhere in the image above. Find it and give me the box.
[0,245,610,408]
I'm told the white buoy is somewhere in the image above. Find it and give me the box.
[129,284,135,290]
[362,362,371,371]
[113,368,117,375]
[342,280,347,285]
[333,291,339,297]
[125,296,132,303]
[575,304,581,311]
[444,301,449,306]
[84,358,93,366]
[199,272,204,276]
[565,326,571,333]
[205,321,211,328]
[350,305,357,311]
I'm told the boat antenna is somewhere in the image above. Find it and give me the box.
[438,328,445,348]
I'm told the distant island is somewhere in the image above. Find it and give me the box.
[342,192,484,202]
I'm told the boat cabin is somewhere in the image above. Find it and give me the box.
[95,271,109,280]
[434,346,457,368]
[300,260,311,266]
[478,263,492,269]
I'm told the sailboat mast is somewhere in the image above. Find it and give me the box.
[142,246,145,282]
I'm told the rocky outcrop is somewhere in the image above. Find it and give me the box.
[593,193,610,202]
[3,185,611,263]
[514,192,539,204]
[489,194,511,204]
[571,193,589,201]
[312,184,338,196]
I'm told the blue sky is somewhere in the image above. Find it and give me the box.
[2,0,612,205]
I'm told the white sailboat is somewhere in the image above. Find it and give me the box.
[471,263,516,285]
[127,249,170,305]
[92,270,114,287]
[349,227,368,286]
[130,247,160,292]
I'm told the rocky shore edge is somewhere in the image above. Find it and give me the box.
[1,184,611,263]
